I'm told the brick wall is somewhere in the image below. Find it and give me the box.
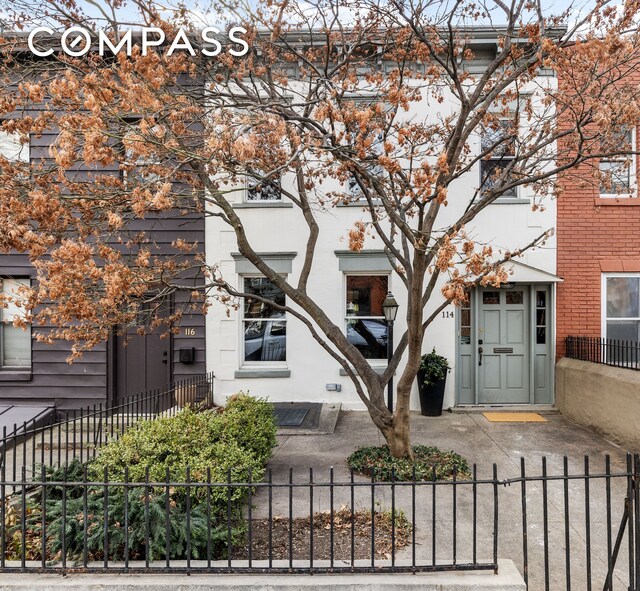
[555,49,640,360]
[556,154,640,359]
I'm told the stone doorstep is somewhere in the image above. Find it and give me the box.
[0,559,525,591]
[449,405,558,414]
[276,403,341,435]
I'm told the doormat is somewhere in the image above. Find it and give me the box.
[272,403,324,429]
[482,412,547,422]
[274,407,309,427]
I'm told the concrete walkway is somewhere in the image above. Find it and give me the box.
[272,410,629,477]
[261,410,633,591]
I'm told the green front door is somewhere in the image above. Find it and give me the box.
[477,287,530,404]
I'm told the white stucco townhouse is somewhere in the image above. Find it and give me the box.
[205,31,561,411]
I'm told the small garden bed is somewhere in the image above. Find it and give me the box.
[347,445,471,481]
[231,507,411,561]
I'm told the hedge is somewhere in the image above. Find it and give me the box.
[9,393,277,562]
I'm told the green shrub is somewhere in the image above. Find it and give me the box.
[347,445,471,481]
[15,395,277,563]
[91,401,275,487]
[219,393,277,465]
[10,453,247,563]
[18,483,241,562]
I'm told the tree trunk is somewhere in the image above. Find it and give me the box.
[385,373,414,458]
[373,248,428,460]
[383,418,412,458]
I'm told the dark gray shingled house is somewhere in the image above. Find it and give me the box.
[0,54,206,412]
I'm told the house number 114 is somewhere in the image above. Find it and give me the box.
[442,311,454,318]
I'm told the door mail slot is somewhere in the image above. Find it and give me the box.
[493,347,514,353]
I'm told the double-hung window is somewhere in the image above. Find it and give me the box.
[599,128,635,197]
[604,275,640,342]
[345,97,387,201]
[0,130,31,371]
[346,132,385,200]
[345,275,388,359]
[238,109,285,203]
[603,274,640,365]
[242,277,286,362]
[121,120,162,187]
[0,129,29,163]
[480,114,517,198]
[1,278,31,369]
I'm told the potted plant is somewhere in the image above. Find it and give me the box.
[417,348,451,416]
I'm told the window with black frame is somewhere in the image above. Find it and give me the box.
[345,97,388,201]
[239,110,285,202]
[345,275,388,359]
[242,277,286,362]
[346,131,385,200]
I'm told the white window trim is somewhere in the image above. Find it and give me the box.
[479,114,519,200]
[239,274,288,369]
[343,95,389,202]
[0,129,29,163]
[601,272,640,340]
[599,128,637,199]
[343,271,391,367]
[121,122,162,188]
[0,277,32,370]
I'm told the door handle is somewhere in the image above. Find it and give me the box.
[478,346,483,366]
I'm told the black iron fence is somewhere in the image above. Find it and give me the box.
[566,336,640,369]
[0,372,215,483]
[0,449,638,590]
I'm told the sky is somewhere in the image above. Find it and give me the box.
[0,0,614,35]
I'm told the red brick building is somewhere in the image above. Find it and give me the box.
[556,130,640,358]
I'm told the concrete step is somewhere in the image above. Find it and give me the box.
[450,405,558,414]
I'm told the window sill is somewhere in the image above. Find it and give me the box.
[339,366,392,376]
[337,199,383,207]
[232,202,293,209]
[234,368,291,378]
[490,198,529,205]
[0,371,32,382]
[595,197,640,206]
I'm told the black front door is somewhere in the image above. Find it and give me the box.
[114,304,171,404]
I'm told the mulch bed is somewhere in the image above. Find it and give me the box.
[231,507,412,561]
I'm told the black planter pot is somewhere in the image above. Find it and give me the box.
[417,370,447,416]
